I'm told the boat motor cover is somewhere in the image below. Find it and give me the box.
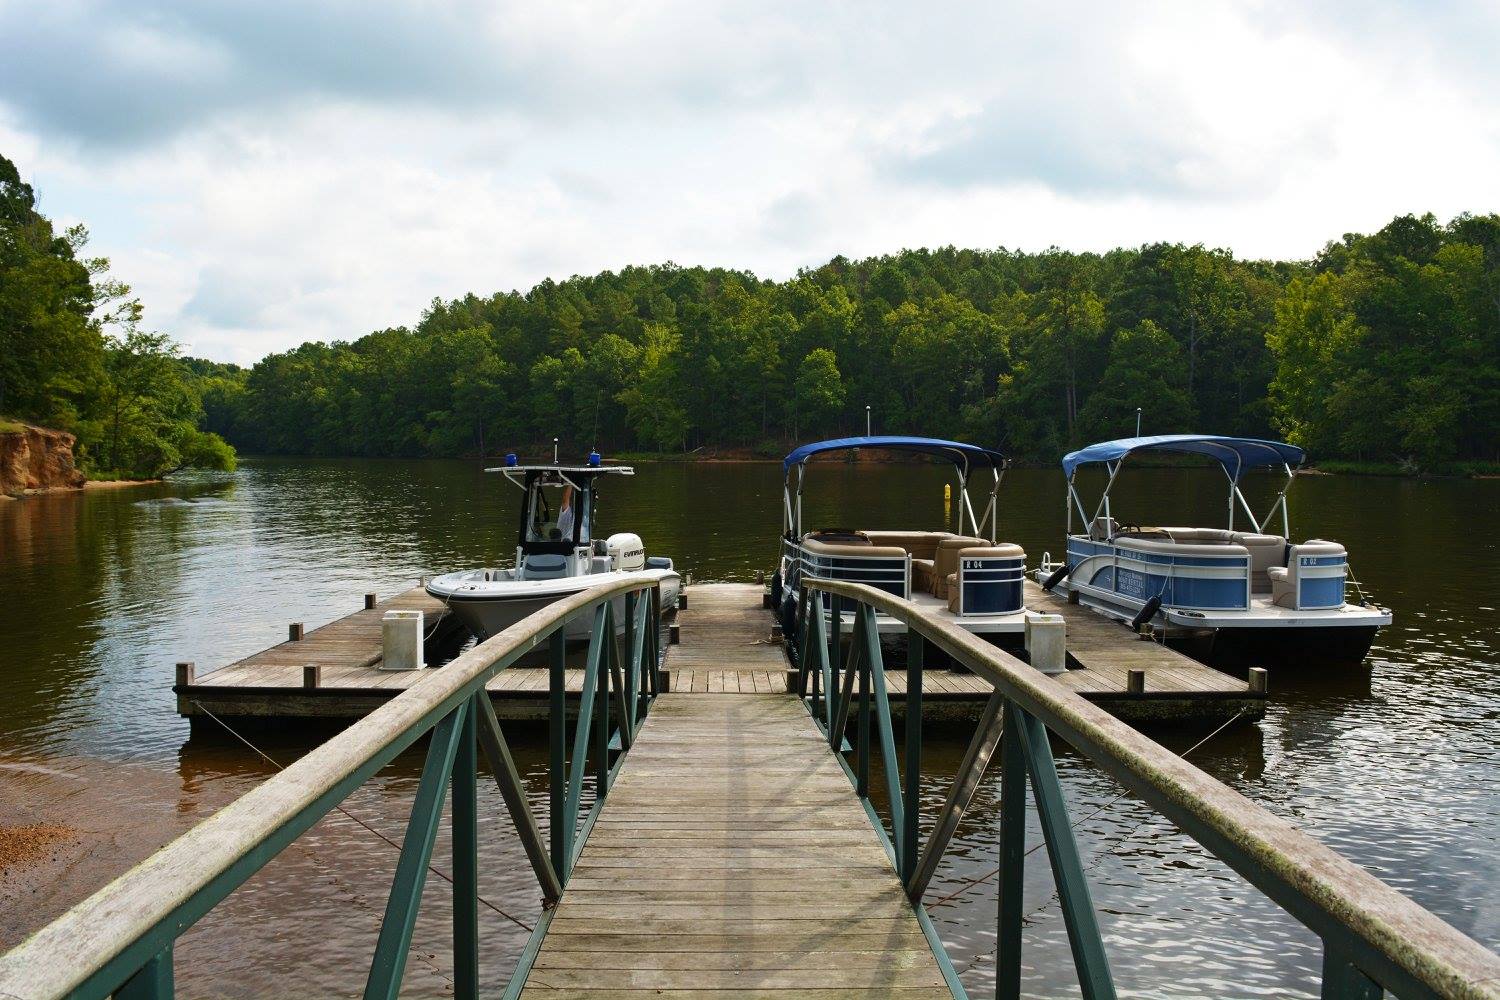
[606,533,646,572]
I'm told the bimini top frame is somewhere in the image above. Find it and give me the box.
[782,435,1008,543]
[1060,434,1307,538]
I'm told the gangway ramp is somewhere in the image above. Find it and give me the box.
[521,693,951,997]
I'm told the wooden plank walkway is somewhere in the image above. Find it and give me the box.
[522,693,952,998]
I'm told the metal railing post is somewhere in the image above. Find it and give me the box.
[1322,948,1383,999]
[453,697,478,1000]
[997,699,1025,1000]
[115,947,172,1000]
[596,603,611,800]
[1009,702,1116,1000]
[365,703,468,1000]
[549,627,567,880]
[901,633,923,886]
[855,603,871,799]
[625,591,639,729]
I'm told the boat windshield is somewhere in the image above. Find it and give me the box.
[523,477,591,549]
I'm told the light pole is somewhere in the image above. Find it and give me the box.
[865,405,872,437]
[1135,408,1142,437]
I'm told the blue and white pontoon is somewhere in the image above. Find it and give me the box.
[1035,434,1391,662]
[773,436,1028,644]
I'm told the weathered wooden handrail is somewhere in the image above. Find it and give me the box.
[0,570,672,1000]
[799,577,1500,1000]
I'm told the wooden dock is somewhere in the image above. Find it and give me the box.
[523,693,952,996]
[175,581,1262,726]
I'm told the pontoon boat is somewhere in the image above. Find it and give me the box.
[426,455,679,642]
[772,436,1028,645]
[1035,435,1390,662]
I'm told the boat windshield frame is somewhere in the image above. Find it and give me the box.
[490,465,633,556]
[780,436,1007,543]
[1061,436,1303,538]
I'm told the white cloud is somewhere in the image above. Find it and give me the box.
[1,0,1497,364]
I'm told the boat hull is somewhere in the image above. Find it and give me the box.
[428,571,681,643]
[1042,571,1389,664]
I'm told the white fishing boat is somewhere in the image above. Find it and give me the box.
[426,454,679,642]
[772,436,1029,645]
[1034,434,1391,662]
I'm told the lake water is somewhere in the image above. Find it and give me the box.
[1,457,1496,997]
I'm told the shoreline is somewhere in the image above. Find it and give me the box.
[1,478,163,501]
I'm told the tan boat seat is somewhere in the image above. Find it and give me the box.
[800,536,905,560]
[1232,532,1287,593]
[860,531,954,561]
[911,558,937,594]
[1271,539,1346,608]
[932,536,987,598]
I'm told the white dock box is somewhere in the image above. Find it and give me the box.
[382,609,425,670]
[1025,613,1066,675]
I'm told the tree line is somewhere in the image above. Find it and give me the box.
[5,149,1496,473]
[1,154,235,479]
[211,212,1497,469]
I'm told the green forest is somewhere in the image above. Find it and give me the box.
[5,153,1498,476]
[1,154,235,479]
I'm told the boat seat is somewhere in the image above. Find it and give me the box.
[800,536,905,559]
[1231,532,1287,593]
[807,529,870,545]
[944,544,1025,613]
[521,554,568,580]
[911,558,937,594]
[860,531,955,561]
[1089,516,1117,541]
[1271,540,1346,608]
[1162,527,1236,545]
[932,536,987,598]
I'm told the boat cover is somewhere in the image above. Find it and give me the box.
[1062,435,1305,479]
[783,436,1006,473]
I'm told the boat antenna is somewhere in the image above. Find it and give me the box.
[1135,407,1142,436]
[553,437,559,464]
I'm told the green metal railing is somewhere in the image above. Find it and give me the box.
[792,578,1500,1000]
[0,572,670,1000]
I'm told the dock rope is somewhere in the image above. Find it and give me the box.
[190,700,535,933]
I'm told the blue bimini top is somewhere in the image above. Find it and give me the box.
[1061,435,1305,480]
[783,436,1006,474]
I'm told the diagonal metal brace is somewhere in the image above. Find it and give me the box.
[907,688,1006,902]
[473,691,565,903]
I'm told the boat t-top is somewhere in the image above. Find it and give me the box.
[1035,434,1391,661]
[772,435,1028,644]
[426,452,679,642]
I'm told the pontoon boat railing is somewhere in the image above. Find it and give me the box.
[793,577,1500,1000]
[0,572,671,1000]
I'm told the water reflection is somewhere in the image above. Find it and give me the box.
[0,458,1495,996]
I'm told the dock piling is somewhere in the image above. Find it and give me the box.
[175,662,195,687]
[1127,668,1145,694]
[668,623,680,645]
[303,665,322,690]
[364,593,377,610]
[288,622,304,642]
[1248,667,1268,694]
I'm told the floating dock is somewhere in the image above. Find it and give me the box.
[174,581,1261,726]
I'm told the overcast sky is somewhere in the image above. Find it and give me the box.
[2,0,1497,364]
